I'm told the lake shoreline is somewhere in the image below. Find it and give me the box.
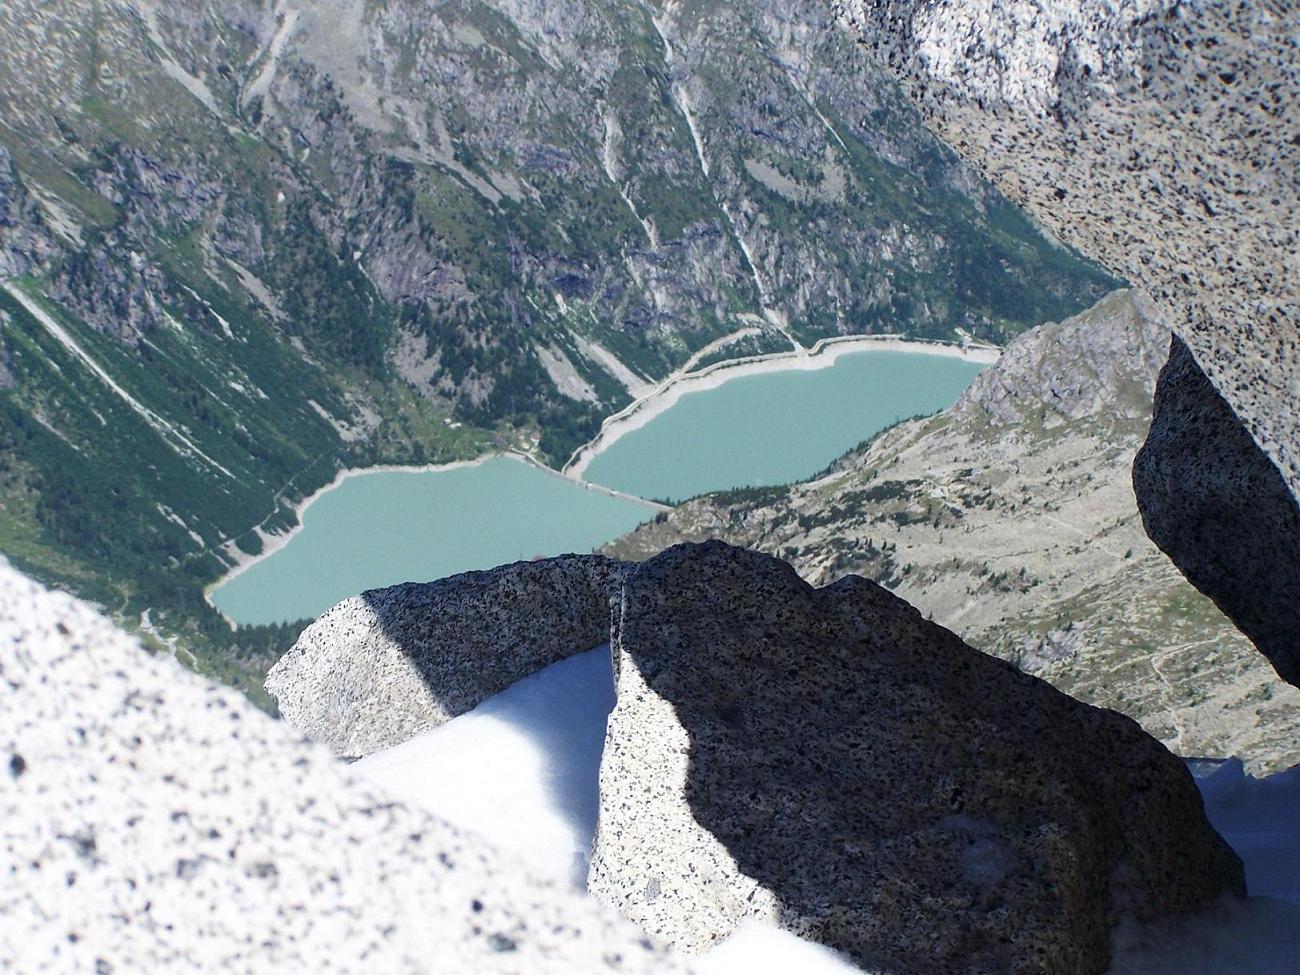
[562,334,1000,479]
[207,333,998,623]
[205,453,667,620]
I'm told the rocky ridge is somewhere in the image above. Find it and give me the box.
[266,554,627,756]
[833,0,1300,688]
[0,560,689,974]
[604,290,1300,773]
[588,541,1244,973]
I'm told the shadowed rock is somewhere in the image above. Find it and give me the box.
[266,554,628,756]
[1135,337,1300,687]
[589,541,1244,974]
[602,290,1300,774]
[834,0,1300,687]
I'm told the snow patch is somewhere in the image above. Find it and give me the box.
[351,644,1300,974]
[352,646,616,887]
[698,922,863,975]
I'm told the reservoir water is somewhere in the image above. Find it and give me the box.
[210,457,656,626]
[211,348,987,625]
[582,350,986,502]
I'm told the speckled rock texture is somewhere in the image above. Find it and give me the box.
[266,555,628,757]
[603,290,1300,775]
[834,0,1300,684]
[588,541,1245,974]
[0,562,688,974]
[1135,336,1300,687]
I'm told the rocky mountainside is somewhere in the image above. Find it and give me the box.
[7,531,1253,973]
[0,0,1115,686]
[605,290,1300,773]
[834,0,1300,693]
[261,541,1248,973]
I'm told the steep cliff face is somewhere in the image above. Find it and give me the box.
[605,291,1300,773]
[833,0,1300,686]
[0,0,1115,669]
[1134,339,1300,689]
[0,147,57,278]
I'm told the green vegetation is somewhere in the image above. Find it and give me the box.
[0,0,1125,704]
[0,272,482,701]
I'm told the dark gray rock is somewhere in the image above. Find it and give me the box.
[834,0,1300,686]
[0,145,58,278]
[0,311,14,389]
[0,561,688,975]
[266,554,628,756]
[589,541,1244,973]
[603,289,1300,774]
[1135,336,1300,687]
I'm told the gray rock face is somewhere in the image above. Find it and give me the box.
[0,562,688,974]
[604,290,1300,775]
[1135,337,1300,688]
[589,541,1244,973]
[0,146,57,278]
[266,554,627,756]
[834,0,1300,684]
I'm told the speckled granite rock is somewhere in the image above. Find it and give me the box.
[1134,337,1300,687]
[589,541,1244,973]
[834,0,1300,684]
[0,562,687,974]
[266,555,628,756]
[603,290,1300,775]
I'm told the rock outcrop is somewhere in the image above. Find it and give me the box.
[0,561,688,974]
[589,541,1244,973]
[0,146,57,278]
[266,554,627,756]
[834,0,1300,686]
[604,291,1300,774]
[1134,337,1300,688]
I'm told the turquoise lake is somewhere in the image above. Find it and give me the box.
[211,349,987,625]
[582,350,986,502]
[210,457,656,626]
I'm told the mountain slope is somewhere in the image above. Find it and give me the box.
[0,0,1116,688]
[605,290,1300,772]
